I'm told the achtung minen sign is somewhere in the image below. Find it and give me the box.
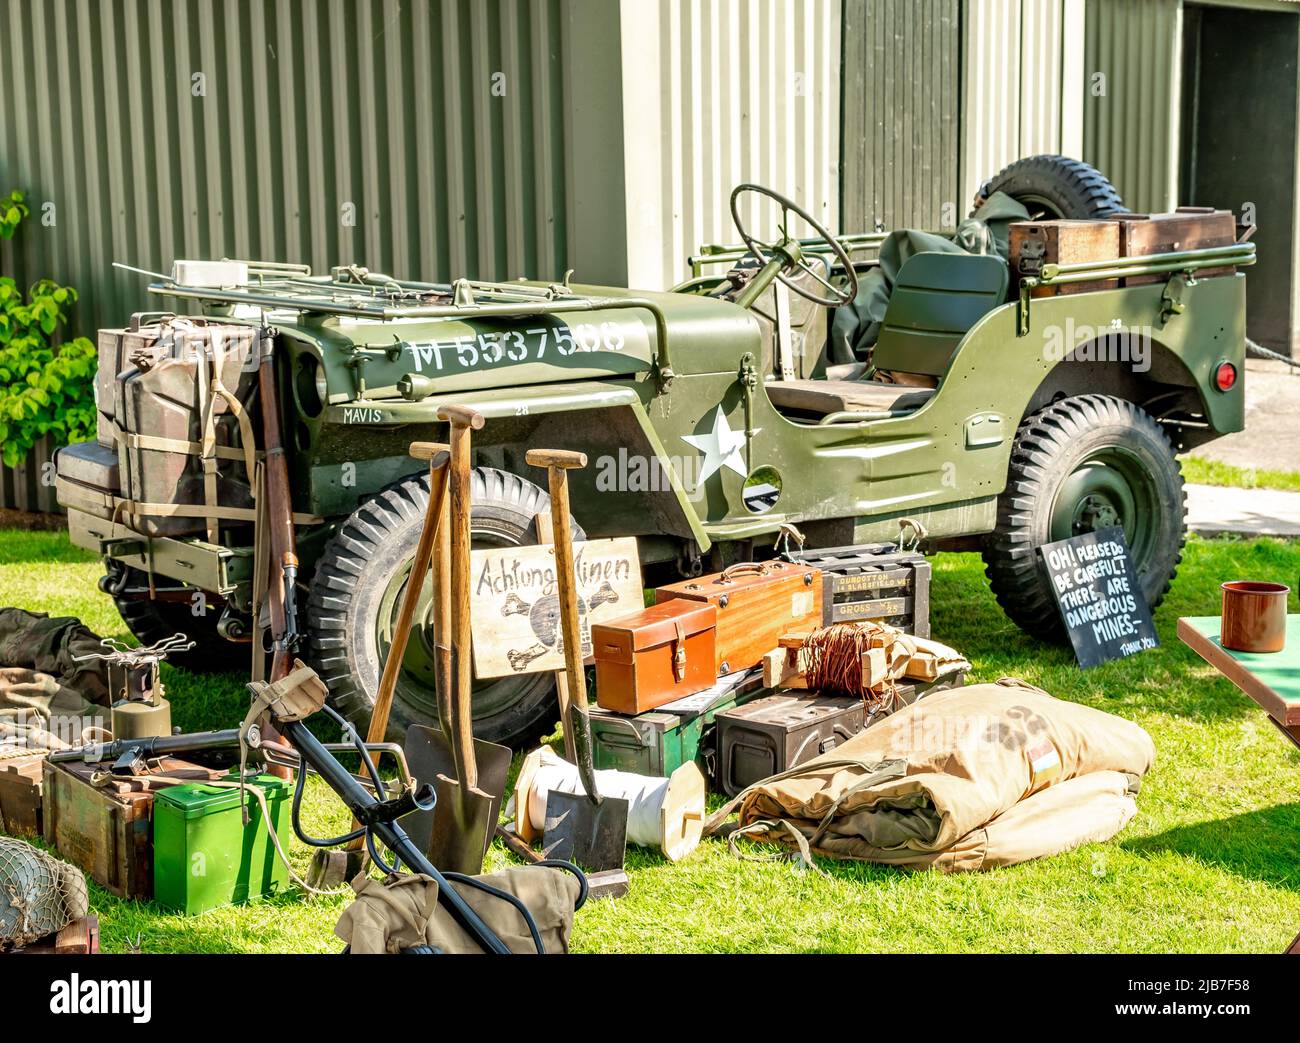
[469,536,644,678]
[1038,526,1159,668]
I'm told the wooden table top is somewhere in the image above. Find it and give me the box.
[1178,615,1300,728]
[1180,614,1300,954]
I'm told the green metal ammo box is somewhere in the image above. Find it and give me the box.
[590,669,767,778]
[151,773,291,915]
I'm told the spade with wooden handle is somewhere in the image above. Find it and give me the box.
[524,448,629,882]
[404,406,511,876]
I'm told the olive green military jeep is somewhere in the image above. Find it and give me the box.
[61,156,1255,747]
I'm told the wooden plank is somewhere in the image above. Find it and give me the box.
[14,915,100,954]
[762,647,808,689]
[1178,616,1300,727]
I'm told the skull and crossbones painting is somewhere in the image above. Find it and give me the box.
[469,536,643,679]
[501,580,621,672]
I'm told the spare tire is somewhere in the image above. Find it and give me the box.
[972,155,1127,221]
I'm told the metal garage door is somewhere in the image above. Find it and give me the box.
[840,0,961,233]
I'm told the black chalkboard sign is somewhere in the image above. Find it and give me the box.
[1038,526,1159,668]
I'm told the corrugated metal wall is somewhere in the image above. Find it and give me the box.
[0,0,572,338]
[1083,0,1182,213]
[619,0,843,289]
[960,0,1085,206]
[840,0,960,232]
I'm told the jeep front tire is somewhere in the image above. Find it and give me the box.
[305,467,581,748]
[982,394,1186,641]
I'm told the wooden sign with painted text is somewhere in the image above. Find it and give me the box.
[470,537,644,678]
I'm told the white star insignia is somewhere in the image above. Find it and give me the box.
[683,406,750,483]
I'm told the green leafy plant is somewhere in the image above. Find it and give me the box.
[0,192,97,468]
[0,189,29,239]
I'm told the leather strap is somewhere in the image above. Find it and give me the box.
[671,620,687,682]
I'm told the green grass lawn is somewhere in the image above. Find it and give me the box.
[2,528,1298,953]
[1181,455,1300,493]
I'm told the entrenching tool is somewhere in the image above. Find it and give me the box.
[403,406,511,876]
[524,449,629,894]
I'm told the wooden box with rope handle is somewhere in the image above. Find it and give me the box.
[655,559,822,674]
[42,755,225,900]
[782,531,931,638]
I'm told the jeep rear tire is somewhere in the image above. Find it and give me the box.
[972,155,1127,220]
[305,467,581,748]
[982,395,1186,641]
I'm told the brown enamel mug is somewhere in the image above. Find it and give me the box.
[1220,581,1290,653]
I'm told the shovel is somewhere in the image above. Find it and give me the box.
[525,448,629,894]
[309,440,453,888]
[402,405,511,876]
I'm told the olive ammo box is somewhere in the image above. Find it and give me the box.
[715,674,968,795]
[715,692,865,797]
[590,669,767,779]
[42,756,223,900]
[54,440,121,522]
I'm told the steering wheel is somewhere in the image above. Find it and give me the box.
[729,183,859,307]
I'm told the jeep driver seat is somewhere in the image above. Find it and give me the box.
[765,252,1009,418]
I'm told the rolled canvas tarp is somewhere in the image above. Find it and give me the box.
[707,678,1155,872]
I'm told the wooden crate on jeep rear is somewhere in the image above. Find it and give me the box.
[1009,219,1121,297]
[1118,208,1238,285]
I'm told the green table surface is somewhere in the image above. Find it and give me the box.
[1178,615,1300,727]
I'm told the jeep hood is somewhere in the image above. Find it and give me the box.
[271,283,762,404]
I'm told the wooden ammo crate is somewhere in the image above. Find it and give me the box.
[13,916,100,954]
[784,542,931,638]
[42,757,221,900]
[656,560,822,673]
[0,753,46,836]
[1118,208,1238,285]
[1009,219,1121,296]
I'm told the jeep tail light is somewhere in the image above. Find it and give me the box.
[1214,361,1238,392]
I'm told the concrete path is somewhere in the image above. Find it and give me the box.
[1186,482,1300,538]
